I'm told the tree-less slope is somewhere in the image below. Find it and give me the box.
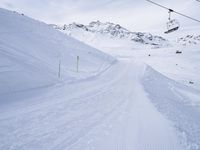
[0,8,115,101]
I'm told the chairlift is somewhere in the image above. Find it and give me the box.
[146,0,200,33]
[164,9,180,34]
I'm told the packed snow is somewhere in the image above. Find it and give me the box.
[0,8,200,150]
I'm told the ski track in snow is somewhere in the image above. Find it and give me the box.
[0,60,186,150]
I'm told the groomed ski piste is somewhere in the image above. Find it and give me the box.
[0,8,200,150]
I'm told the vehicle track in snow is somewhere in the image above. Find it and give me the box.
[0,60,185,150]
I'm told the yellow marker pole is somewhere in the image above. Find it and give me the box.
[77,56,79,73]
[58,59,61,78]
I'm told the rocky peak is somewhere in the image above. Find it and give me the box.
[51,21,169,47]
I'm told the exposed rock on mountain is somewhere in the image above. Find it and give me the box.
[51,21,169,48]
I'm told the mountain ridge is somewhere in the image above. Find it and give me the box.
[50,21,170,48]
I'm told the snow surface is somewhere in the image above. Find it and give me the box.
[0,9,115,102]
[1,8,200,150]
[0,59,186,150]
[63,23,200,90]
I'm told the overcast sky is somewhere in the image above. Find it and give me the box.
[0,0,199,31]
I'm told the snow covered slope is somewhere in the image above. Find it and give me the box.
[58,22,200,90]
[155,26,200,46]
[51,21,170,50]
[177,34,200,46]
[0,8,200,150]
[0,9,115,100]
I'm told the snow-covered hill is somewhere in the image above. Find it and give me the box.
[157,26,200,46]
[51,21,170,49]
[0,9,115,100]
[177,34,200,46]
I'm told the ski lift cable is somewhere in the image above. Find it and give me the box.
[146,0,200,23]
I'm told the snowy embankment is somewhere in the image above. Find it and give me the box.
[0,8,115,102]
[143,66,200,150]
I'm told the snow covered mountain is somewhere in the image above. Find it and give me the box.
[51,21,170,49]
[177,34,200,46]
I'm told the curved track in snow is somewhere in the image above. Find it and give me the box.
[0,59,186,150]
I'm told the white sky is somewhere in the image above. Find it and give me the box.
[0,0,199,31]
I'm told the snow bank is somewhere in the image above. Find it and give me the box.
[0,8,115,100]
[142,65,200,150]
